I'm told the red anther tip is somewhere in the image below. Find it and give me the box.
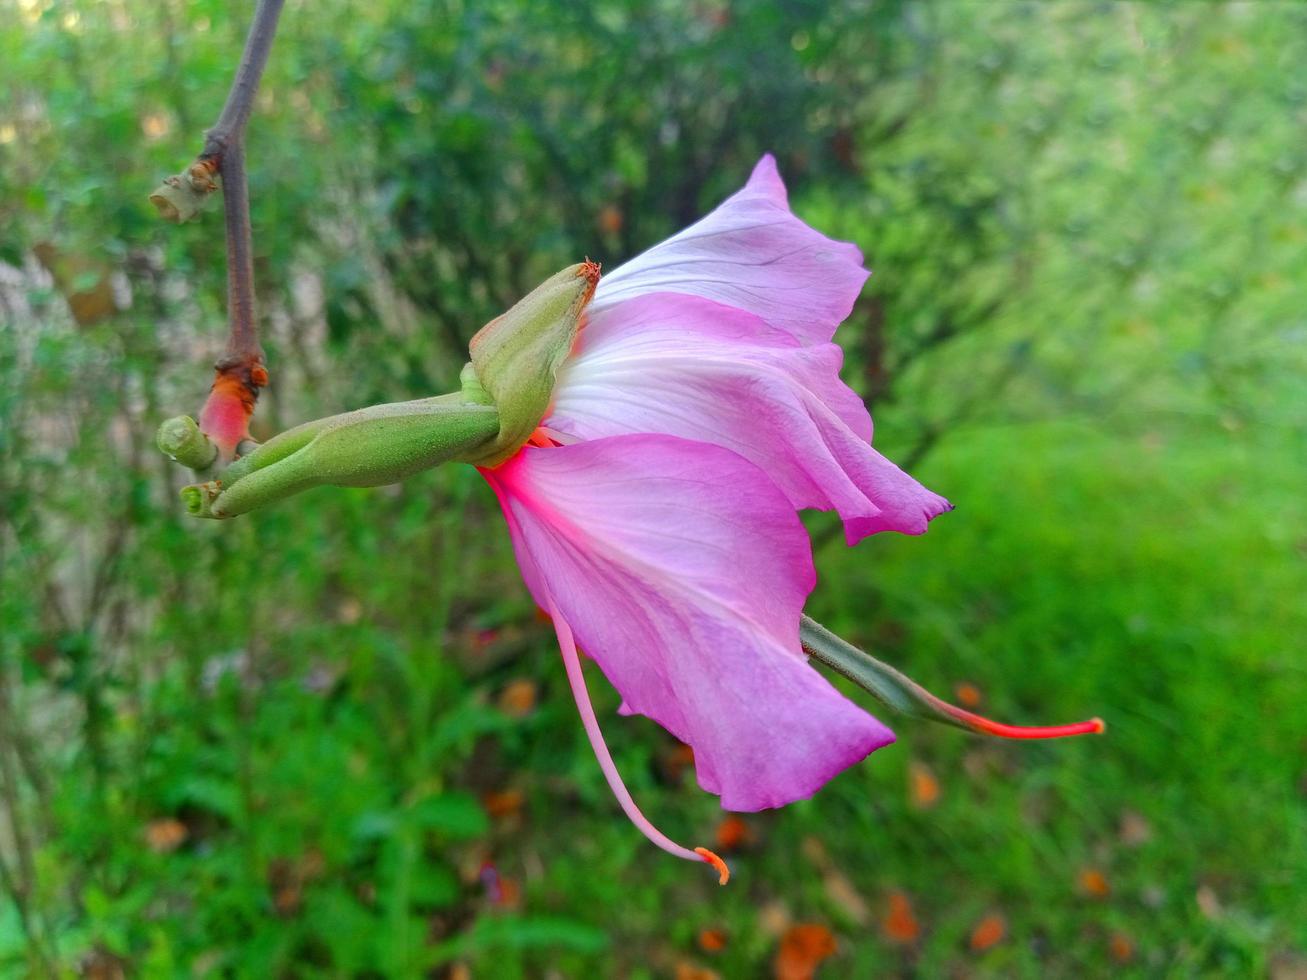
[1089,717,1106,734]
[695,847,730,886]
[578,257,602,293]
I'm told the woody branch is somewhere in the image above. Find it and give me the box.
[151,0,286,470]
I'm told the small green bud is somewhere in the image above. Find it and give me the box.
[180,481,221,519]
[157,415,218,470]
[467,261,599,466]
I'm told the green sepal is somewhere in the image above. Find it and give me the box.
[466,261,599,466]
[184,393,499,519]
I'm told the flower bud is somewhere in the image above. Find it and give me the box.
[156,414,218,470]
[467,261,599,466]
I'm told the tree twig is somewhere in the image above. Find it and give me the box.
[201,0,285,163]
[151,0,285,462]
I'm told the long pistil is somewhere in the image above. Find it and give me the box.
[547,598,730,885]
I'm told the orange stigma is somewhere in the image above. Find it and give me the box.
[695,847,731,885]
[577,258,602,305]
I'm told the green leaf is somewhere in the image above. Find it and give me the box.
[409,792,488,839]
[428,915,610,966]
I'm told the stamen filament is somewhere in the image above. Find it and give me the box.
[800,615,1104,741]
[547,597,730,885]
[931,699,1106,740]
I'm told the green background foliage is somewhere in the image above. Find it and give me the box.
[2,0,1305,976]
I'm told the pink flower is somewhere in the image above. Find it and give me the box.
[480,156,950,882]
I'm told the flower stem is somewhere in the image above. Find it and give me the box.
[151,0,285,460]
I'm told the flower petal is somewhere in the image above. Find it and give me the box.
[547,293,952,545]
[482,435,894,811]
[592,155,869,344]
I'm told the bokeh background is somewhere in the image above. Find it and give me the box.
[2,0,1306,976]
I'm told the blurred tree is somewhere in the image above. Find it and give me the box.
[1,0,1305,974]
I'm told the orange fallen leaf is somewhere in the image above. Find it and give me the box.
[908,760,941,809]
[273,884,301,917]
[775,923,837,980]
[268,858,304,917]
[698,927,728,953]
[77,948,126,980]
[144,818,188,854]
[658,741,697,783]
[715,815,754,852]
[497,679,537,717]
[483,788,525,819]
[1078,867,1111,899]
[881,891,921,945]
[968,913,1006,952]
[954,682,983,708]
[494,875,522,910]
[1109,931,1136,963]
[674,961,721,980]
[597,204,624,236]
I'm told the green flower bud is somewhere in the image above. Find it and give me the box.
[467,260,599,466]
[156,414,218,470]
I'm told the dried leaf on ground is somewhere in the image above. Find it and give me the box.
[908,760,941,809]
[1078,867,1111,899]
[775,923,838,980]
[881,890,921,945]
[968,913,1006,952]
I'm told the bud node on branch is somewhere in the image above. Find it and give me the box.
[156,416,218,471]
[151,0,285,472]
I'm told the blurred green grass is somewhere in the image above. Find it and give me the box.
[813,418,1307,975]
[2,0,1306,976]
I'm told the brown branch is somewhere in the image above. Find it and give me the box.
[217,143,259,364]
[200,0,285,164]
[151,0,284,462]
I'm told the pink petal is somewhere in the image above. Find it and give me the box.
[482,435,893,811]
[547,293,952,545]
[592,155,869,345]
